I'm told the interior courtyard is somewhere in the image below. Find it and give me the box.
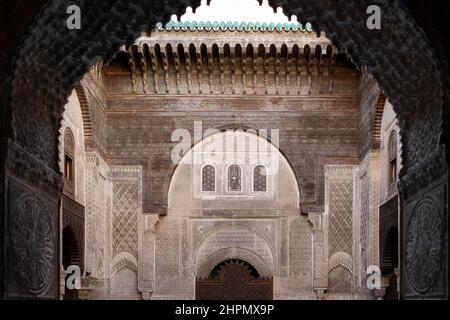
[0,0,448,301]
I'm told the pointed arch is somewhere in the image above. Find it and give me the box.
[168,129,300,211]
[372,93,387,149]
[74,84,93,149]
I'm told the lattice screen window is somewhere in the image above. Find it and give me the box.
[253,165,267,192]
[63,127,75,196]
[202,165,216,192]
[228,165,242,191]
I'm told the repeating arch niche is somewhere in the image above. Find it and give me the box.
[111,258,138,296]
[328,252,353,294]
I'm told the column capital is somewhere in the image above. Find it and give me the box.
[306,212,323,231]
[144,214,160,233]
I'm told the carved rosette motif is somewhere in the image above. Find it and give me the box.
[10,196,55,296]
[405,198,443,293]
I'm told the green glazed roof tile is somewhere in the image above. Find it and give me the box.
[157,21,313,33]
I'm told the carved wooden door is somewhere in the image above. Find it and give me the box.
[196,260,273,300]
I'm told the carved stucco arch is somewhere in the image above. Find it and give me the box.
[74,84,94,149]
[111,251,138,275]
[371,93,387,150]
[57,91,82,169]
[164,125,302,209]
[167,129,301,209]
[194,225,275,278]
[196,247,273,278]
[112,258,138,275]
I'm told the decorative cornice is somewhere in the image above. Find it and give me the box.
[109,165,143,173]
[85,150,110,177]
[74,84,93,146]
[118,31,341,96]
[156,21,313,33]
[85,152,100,165]
[325,165,356,176]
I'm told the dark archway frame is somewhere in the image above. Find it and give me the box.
[0,0,448,299]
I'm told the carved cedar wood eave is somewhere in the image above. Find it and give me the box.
[0,0,448,299]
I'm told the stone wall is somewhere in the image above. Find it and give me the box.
[59,27,384,300]
[157,131,317,299]
[106,93,360,214]
[77,46,363,299]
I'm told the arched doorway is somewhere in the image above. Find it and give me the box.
[196,259,273,300]
[62,226,80,300]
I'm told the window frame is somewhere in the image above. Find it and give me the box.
[63,127,76,196]
[200,164,217,193]
[252,164,268,193]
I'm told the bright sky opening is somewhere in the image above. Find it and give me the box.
[172,0,298,23]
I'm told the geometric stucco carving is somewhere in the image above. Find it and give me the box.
[405,198,443,294]
[112,258,138,275]
[325,166,355,258]
[327,251,353,293]
[112,182,138,256]
[9,195,55,296]
[329,252,353,274]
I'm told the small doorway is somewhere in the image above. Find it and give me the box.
[196,259,273,300]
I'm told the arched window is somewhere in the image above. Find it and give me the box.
[228,165,242,191]
[64,128,75,195]
[202,165,215,192]
[253,165,267,192]
[388,131,398,186]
